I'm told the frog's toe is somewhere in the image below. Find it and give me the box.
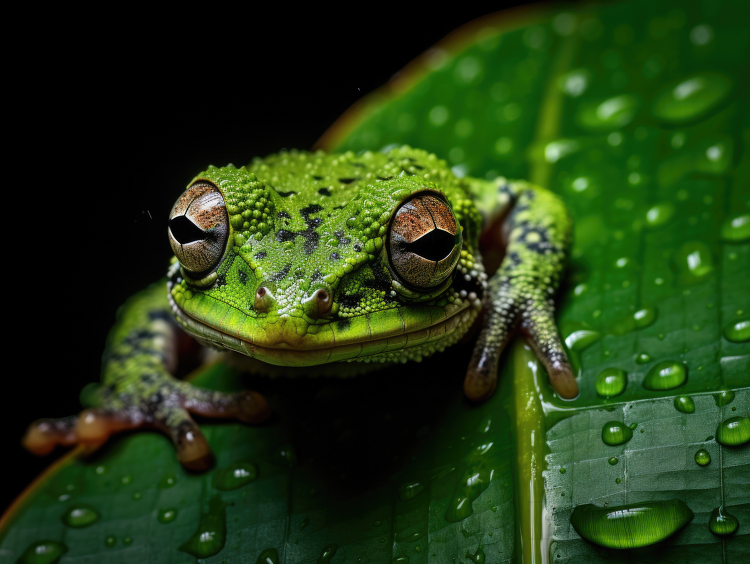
[23,416,79,456]
[519,298,578,399]
[179,385,271,424]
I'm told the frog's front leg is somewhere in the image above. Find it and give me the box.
[23,282,270,470]
[465,179,578,401]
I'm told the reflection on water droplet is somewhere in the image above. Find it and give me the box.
[643,361,687,390]
[635,353,651,364]
[392,557,410,564]
[61,504,100,528]
[105,536,116,548]
[673,242,714,283]
[16,541,68,564]
[465,544,486,564]
[158,508,178,524]
[713,390,735,407]
[652,73,730,122]
[570,500,694,548]
[159,472,177,489]
[673,395,695,413]
[214,461,258,491]
[317,544,338,563]
[178,495,228,558]
[715,416,750,446]
[565,329,601,351]
[561,69,590,97]
[544,139,579,163]
[578,95,639,130]
[273,445,297,468]
[596,368,627,398]
[608,457,618,465]
[644,204,674,228]
[602,421,633,446]
[256,548,280,564]
[725,319,750,342]
[709,506,739,537]
[720,213,750,242]
[633,308,656,328]
[398,481,424,501]
[694,449,711,466]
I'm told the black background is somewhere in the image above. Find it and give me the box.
[5,2,569,513]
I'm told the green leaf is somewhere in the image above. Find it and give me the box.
[3,0,749,562]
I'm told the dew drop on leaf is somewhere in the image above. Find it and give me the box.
[569,500,693,548]
[16,540,68,564]
[715,416,750,446]
[724,319,750,342]
[60,504,100,528]
[596,368,627,398]
[643,361,687,390]
[651,73,731,123]
[673,395,695,413]
[601,421,633,446]
[694,449,711,467]
[709,506,739,537]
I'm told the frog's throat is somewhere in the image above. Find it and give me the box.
[167,279,477,367]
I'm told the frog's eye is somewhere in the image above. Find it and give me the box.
[168,181,229,276]
[388,193,462,289]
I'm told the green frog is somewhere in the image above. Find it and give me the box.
[24,146,576,469]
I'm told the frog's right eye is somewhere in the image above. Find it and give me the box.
[168,181,229,276]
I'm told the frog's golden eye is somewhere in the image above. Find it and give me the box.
[388,193,462,289]
[168,181,229,276]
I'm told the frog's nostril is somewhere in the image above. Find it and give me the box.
[257,287,267,298]
[316,289,329,302]
[254,287,274,312]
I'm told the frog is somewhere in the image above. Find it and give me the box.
[23,145,576,470]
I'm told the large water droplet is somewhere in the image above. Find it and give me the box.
[725,319,750,342]
[158,508,178,524]
[317,543,338,563]
[570,500,694,548]
[720,213,750,242]
[178,495,228,558]
[214,461,257,491]
[672,242,714,283]
[715,416,750,446]
[445,443,500,523]
[673,395,695,413]
[644,203,674,228]
[256,548,280,564]
[564,328,601,351]
[602,421,633,446]
[595,368,627,398]
[694,449,711,466]
[16,541,68,564]
[713,390,735,407]
[643,361,687,391]
[651,73,731,123]
[577,95,639,130]
[709,506,739,537]
[633,308,656,328]
[61,504,100,528]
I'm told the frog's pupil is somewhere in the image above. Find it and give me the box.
[404,229,455,261]
[169,216,205,245]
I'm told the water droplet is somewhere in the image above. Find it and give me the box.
[392,557,410,564]
[105,536,116,548]
[299,517,310,530]
[690,24,714,46]
[123,537,132,545]
[465,544,486,564]
[317,543,338,563]
[635,353,651,364]
[725,319,750,342]
[602,421,633,446]
[398,481,424,501]
[132,492,141,500]
[214,461,258,491]
[713,390,735,407]
[61,504,100,528]
[672,242,714,283]
[178,494,228,558]
[608,457,619,465]
[256,548,280,564]
[158,472,177,489]
[559,467,566,474]
[445,443,499,523]
[560,69,590,97]
[120,475,132,486]
[633,308,656,328]
[374,520,382,527]
[643,361,687,391]
[273,445,297,468]
[16,541,68,564]
[615,478,622,484]
[629,422,638,430]
[595,368,627,398]
[709,506,739,537]
[570,500,694,548]
[651,73,731,122]
[715,416,750,446]
[564,328,601,351]
[95,465,106,475]
[157,508,177,524]
[644,203,674,228]
[578,95,639,130]
[720,213,750,242]
[694,449,711,466]
[673,395,695,414]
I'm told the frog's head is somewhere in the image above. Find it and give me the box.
[166,147,486,366]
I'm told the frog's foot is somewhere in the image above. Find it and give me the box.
[464,281,578,401]
[23,385,270,470]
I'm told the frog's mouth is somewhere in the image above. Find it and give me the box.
[167,266,480,366]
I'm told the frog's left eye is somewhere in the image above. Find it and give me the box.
[168,181,229,276]
[388,193,462,289]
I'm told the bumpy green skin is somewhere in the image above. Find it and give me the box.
[29,146,572,464]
